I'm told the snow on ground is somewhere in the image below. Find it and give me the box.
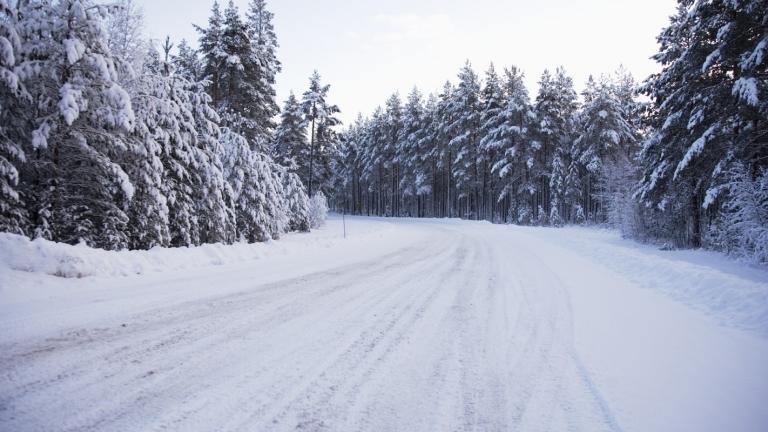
[1,216,767,432]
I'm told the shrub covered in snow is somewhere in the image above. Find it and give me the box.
[309,192,328,229]
[708,164,768,265]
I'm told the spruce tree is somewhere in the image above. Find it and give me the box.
[0,0,27,234]
[273,92,307,169]
[301,70,340,196]
[638,0,768,247]
[478,63,504,220]
[576,75,637,222]
[246,0,281,140]
[488,66,535,223]
[447,62,482,219]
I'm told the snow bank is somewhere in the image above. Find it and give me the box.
[0,233,277,278]
[522,225,768,336]
[0,216,392,279]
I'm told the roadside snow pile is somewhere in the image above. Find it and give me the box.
[0,233,279,278]
[0,216,395,279]
[523,226,768,336]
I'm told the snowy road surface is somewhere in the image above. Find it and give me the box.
[2,217,768,432]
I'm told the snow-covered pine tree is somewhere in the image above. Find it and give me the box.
[143,44,203,247]
[16,0,136,249]
[195,1,225,107]
[187,76,237,245]
[301,70,340,197]
[576,75,637,222]
[273,92,307,169]
[246,0,280,142]
[256,152,289,239]
[434,81,457,217]
[278,161,310,232]
[360,108,387,215]
[196,0,276,151]
[333,115,366,214]
[220,127,270,242]
[0,0,28,234]
[554,68,581,224]
[173,39,203,82]
[710,163,768,263]
[477,63,504,221]
[447,62,482,219]
[488,66,536,224]
[120,46,171,249]
[398,87,426,216]
[534,67,578,224]
[637,0,768,248]
[549,148,567,226]
[217,1,257,137]
[383,92,403,216]
[416,93,440,217]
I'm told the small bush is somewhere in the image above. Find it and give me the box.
[309,192,329,229]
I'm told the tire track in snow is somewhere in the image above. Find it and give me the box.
[0,221,625,432]
[0,232,457,432]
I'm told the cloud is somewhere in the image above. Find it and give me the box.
[372,13,456,42]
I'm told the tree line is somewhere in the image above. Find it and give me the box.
[0,0,331,250]
[1,0,766,263]
[317,0,767,263]
[325,64,640,227]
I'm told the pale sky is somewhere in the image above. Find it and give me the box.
[136,0,677,124]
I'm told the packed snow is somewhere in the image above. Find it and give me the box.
[2,216,767,432]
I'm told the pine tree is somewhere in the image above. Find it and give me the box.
[576,75,637,222]
[0,0,28,234]
[278,162,310,232]
[195,1,225,106]
[173,39,203,82]
[488,66,535,223]
[122,46,171,249]
[218,1,255,135]
[447,62,482,219]
[187,77,237,245]
[383,92,403,215]
[301,70,340,196]
[273,92,307,168]
[638,0,768,248]
[399,87,426,215]
[220,128,271,242]
[477,63,504,221]
[534,67,578,223]
[246,0,280,140]
[197,0,278,150]
[17,0,137,249]
[417,94,440,216]
[434,81,457,217]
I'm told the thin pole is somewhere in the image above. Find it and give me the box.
[342,212,347,239]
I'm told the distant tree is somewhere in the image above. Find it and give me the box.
[301,71,340,196]
[447,62,482,219]
[274,92,307,169]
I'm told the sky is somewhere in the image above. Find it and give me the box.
[135,0,678,125]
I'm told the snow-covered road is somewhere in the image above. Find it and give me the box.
[2,217,768,432]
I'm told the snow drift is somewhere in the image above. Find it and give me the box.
[0,216,387,279]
